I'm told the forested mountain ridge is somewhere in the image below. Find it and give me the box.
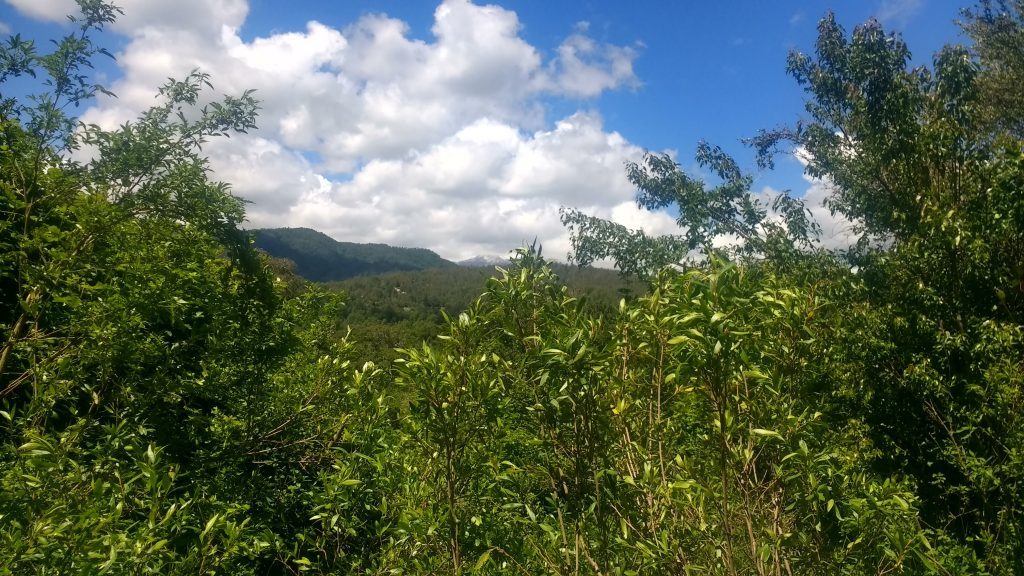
[252,227,457,281]
[2,1,1023,574]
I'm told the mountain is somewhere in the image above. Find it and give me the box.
[252,227,457,282]
[457,255,510,267]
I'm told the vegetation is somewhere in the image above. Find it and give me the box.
[323,263,646,367]
[1,1,1021,574]
[253,227,456,282]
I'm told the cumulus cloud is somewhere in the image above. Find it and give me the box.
[793,146,859,250]
[803,179,859,250]
[543,25,641,98]
[272,113,647,262]
[7,0,659,261]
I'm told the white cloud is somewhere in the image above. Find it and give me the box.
[10,0,654,261]
[1,0,246,33]
[269,113,650,262]
[4,0,246,33]
[543,30,641,98]
[113,0,247,35]
[4,0,74,22]
[501,112,639,205]
[876,0,922,27]
[792,146,859,250]
[608,202,678,237]
[803,180,858,251]
[0,21,9,34]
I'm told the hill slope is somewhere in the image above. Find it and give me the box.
[327,262,644,324]
[252,227,456,282]
[324,263,647,365]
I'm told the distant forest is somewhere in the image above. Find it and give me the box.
[254,229,648,367]
[320,262,646,366]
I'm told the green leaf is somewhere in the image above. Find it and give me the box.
[147,539,168,553]
[473,549,492,571]
[201,514,220,540]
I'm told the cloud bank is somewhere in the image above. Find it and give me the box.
[7,0,852,262]
[9,0,660,261]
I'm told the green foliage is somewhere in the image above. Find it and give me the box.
[0,416,257,574]
[0,4,397,573]
[2,1,1021,574]
[253,227,457,282]
[560,143,819,277]
[562,5,1024,573]
[0,0,120,152]
[324,263,646,368]
[962,0,1024,138]
[749,10,1024,574]
[377,248,934,575]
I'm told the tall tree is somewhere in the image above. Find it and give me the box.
[752,11,1024,573]
[962,0,1024,138]
[560,142,819,278]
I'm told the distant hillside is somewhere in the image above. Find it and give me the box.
[252,227,457,282]
[328,262,645,321]
[325,263,647,366]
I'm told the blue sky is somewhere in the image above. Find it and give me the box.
[1,0,970,260]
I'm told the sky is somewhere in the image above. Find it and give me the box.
[1,0,969,262]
